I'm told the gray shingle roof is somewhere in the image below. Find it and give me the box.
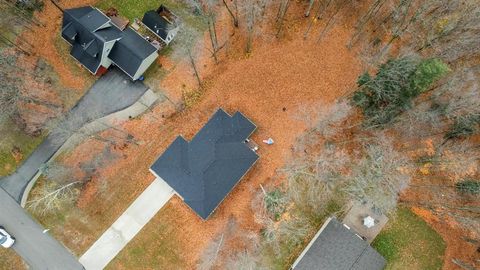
[108,27,158,78]
[142,10,170,40]
[77,8,109,31]
[61,6,157,78]
[62,7,106,73]
[292,218,386,270]
[150,109,259,219]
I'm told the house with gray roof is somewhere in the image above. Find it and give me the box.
[150,109,259,220]
[61,6,158,80]
[291,217,386,270]
[141,5,179,45]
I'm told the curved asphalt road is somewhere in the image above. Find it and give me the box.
[0,68,148,269]
[0,68,147,202]
[0,188,84,270]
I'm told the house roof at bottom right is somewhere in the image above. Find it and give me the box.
[291,217,386,270]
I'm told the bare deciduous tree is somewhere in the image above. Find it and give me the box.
[275,0,290,38]
[172,23,204,87]
[26,180,80,216]
[242,0,271,53]
[28,142,118,216]
[222,0,239,27]
[197,216,238,270]
[225,249,261,270]
[344,136,411,215]
[348,0,388,48]
[39,161,72,184]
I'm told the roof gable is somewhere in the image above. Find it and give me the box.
[62,7,110,73]
[151,109,258,219]
[108,27,157,77]
[62,6,157,78]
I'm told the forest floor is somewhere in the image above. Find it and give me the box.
[9,1,472,270]
[0,0,97,177]
[28,2,363,269]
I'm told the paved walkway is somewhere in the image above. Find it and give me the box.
[20,89,160,207]
[0,68,148,202]
[79,177,174,270]
[0,188,84,270]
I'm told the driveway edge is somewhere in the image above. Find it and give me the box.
[20,89,159,207]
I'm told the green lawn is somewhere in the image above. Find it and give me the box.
[372,207,445,270]
[0,120,45,176]
[96,0,199,23]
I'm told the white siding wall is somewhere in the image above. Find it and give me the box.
[100,39,118,68]
[165,27,179,45]
[132,50,159,80]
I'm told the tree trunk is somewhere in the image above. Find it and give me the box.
[276,0,291,38]
[348,0,388,48]
[222,0,239,27]
[49,0,64,13]
[317,0,348,43]
[188,50,202,87]
[208,19,219,63]
[1,0,44,26]
[304,0,332,39]
[0,33,30,55]
[304,0,315,17]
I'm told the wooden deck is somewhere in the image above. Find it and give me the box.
[342,202,389,243]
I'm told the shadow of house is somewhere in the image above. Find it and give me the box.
[291,217,386,270]
[61,6,158,80]
[150,109,259,220]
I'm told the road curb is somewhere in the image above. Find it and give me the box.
[20,89,159,208]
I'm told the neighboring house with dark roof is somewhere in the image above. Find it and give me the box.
[291,217,386,270]
[150,109,259,220]
[61,6,158,80]
[141,5,179,45]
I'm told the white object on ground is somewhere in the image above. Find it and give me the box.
[363,216,375,228]
[79,178,174,270]
[262,138,274,145]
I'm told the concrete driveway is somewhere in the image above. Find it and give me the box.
[0,188,84,270]
[80,177,174,270]
[0,68,148,202]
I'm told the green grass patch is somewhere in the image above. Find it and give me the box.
[96,0,205,28]
[372,207,445,270]
[96,0,162,21]
[0,119,45,176]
